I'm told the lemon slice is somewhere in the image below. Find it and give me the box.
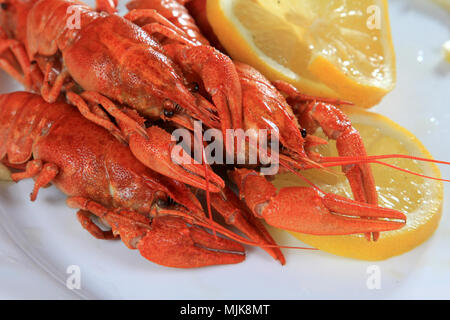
[433,0,450,12]
[272,106,443,260]
[443,40,450,63]
[207,0,396,107]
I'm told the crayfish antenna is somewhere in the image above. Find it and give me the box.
[161,208,316,252]
[273,80,354,106]
[320,154,450,182]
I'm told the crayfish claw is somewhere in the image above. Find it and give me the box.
[137,216,245,268]
[232,168,406,237]
[261,187,406,235]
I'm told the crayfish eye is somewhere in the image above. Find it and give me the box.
[0,2,8,10]
[163,100,175,118]
[163,100,182,118]
[190,82,199,93]
[163,109,174,118]
[301,129,307,138]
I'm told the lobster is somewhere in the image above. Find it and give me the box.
[122,0,402,240]
[0,91,300,268]
[0,0,243,192]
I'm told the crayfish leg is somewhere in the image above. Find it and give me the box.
[11,159,43,182]
[66,91,128,144]
[125,9,186,36]
[76,210,117,240]
[278,83,380,240]
[67,197,245,268]
[209,186,286,265]
[298,102,379,240]
[40,62,69,103]
[11,160,58,201]
[274,80,353,106]
[0,37,33,89]
[79,91,148,138]
[30,163,58,201]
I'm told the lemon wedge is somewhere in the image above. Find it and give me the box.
[433,0,450,12]
[207,0,396,107]
[272,106,443,260]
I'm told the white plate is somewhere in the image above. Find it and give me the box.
[0,0,449,299]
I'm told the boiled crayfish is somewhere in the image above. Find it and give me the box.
[122,0,401,241]
[0,0,243,191]
[0,0,434,268]
[0,91,301,267]
[0,0,412,244]
[0,91,411,268]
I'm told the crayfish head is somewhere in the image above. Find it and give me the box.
[235,62,309,161]
[118,46,219,129]
[144,80,219,130]
[61,14,216,129]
